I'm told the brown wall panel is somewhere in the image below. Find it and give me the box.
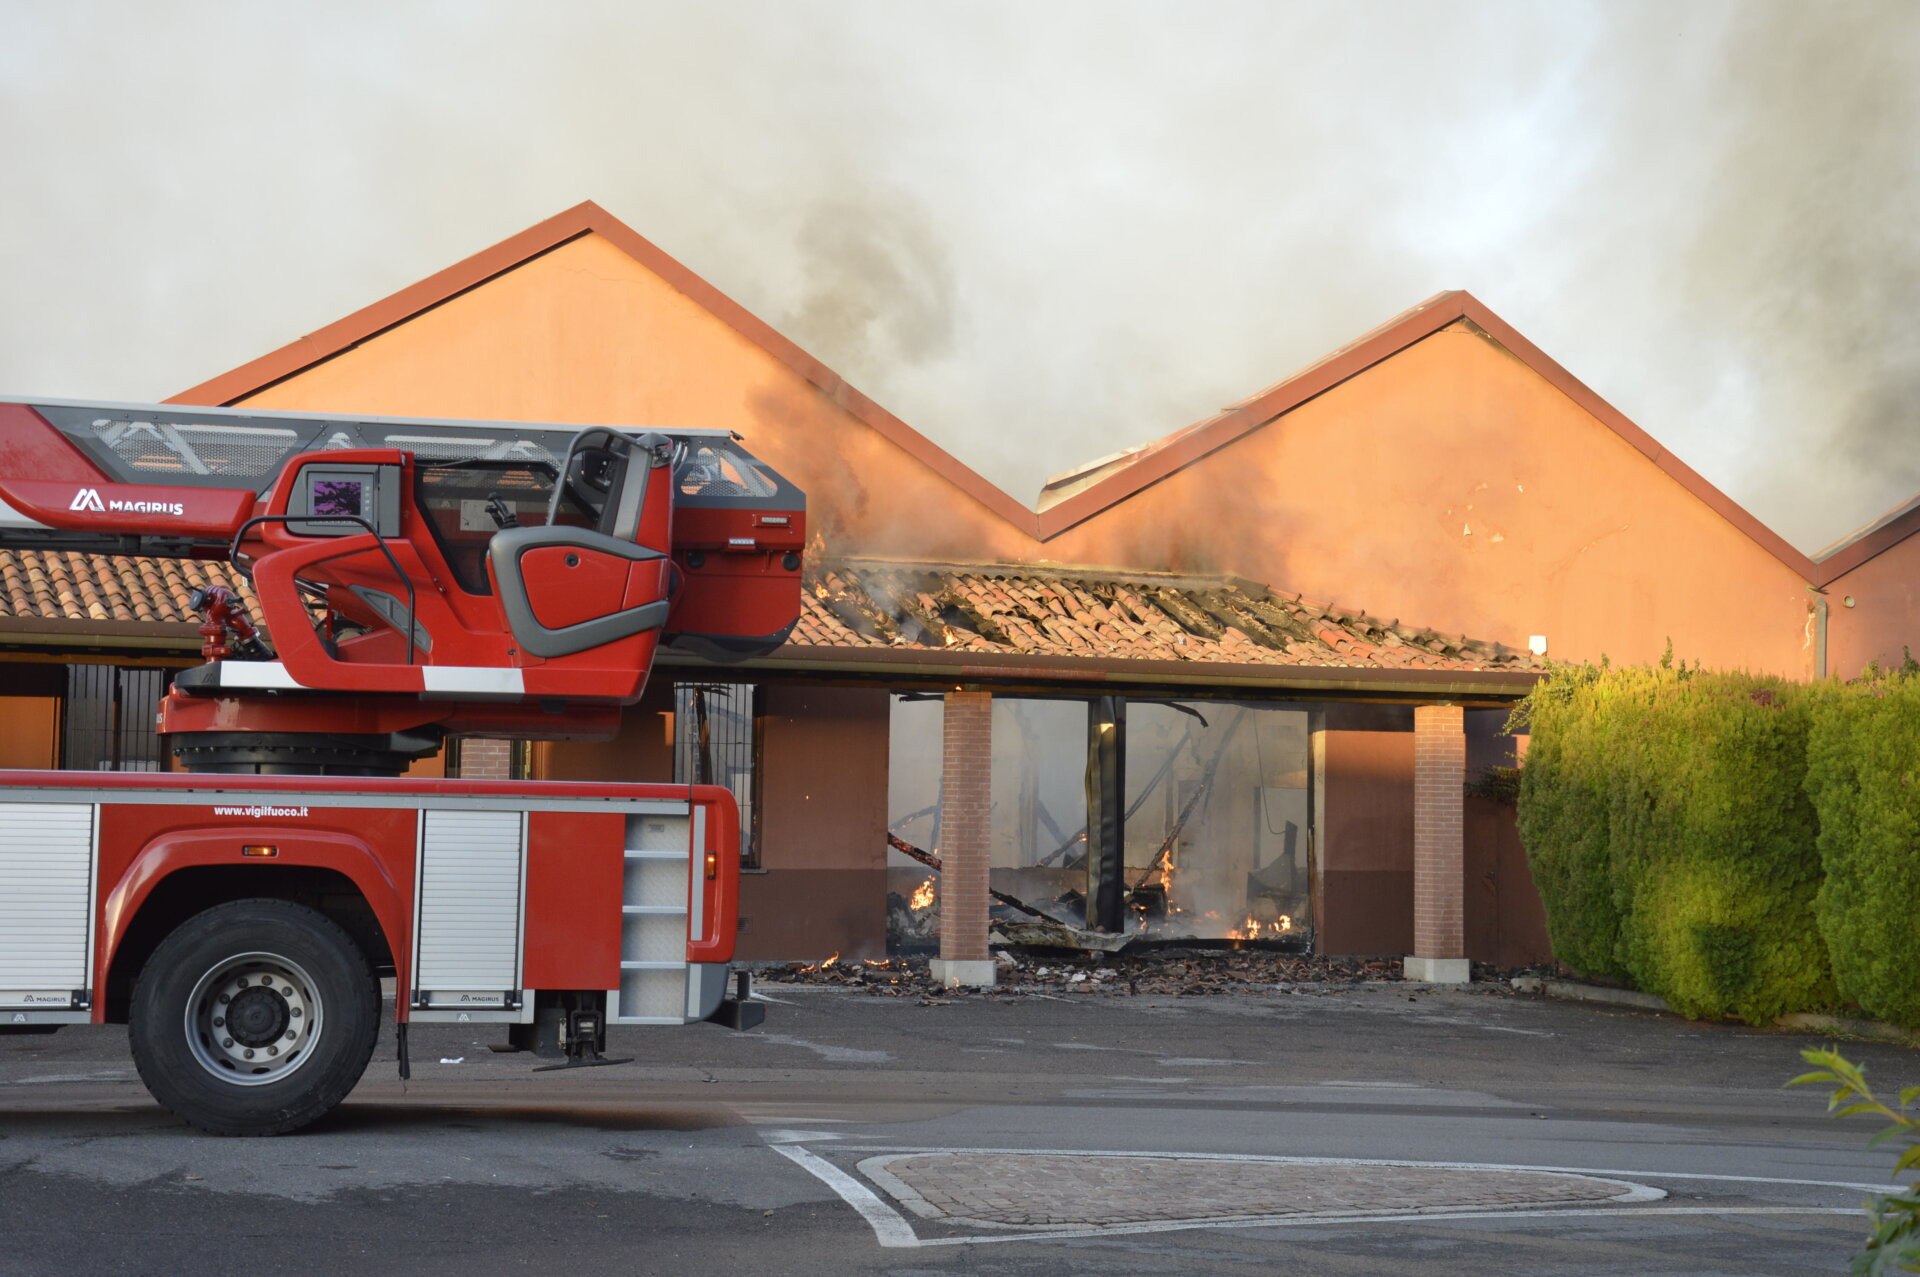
[1462,709,1550,965]
[1464,797,1552,967]
[738,685,890,960]
[738,869,888,962]
[1317,729,1414,953]
[1319,870,1413,955]
[1321,729,1414,872]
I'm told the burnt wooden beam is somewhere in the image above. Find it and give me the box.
[886,833,1054,920]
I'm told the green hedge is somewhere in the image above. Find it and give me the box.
[1514,664,1628,980]
[1805,676,1920,1029]
[1515,663,1837,1023]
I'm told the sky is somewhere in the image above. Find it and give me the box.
[1,1,1915,554]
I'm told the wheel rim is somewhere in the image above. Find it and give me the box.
[182,952,324,1087]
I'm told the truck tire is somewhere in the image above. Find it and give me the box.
[129,899,380,1136]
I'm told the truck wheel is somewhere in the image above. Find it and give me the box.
[129,899,380,1136]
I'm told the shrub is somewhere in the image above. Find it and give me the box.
[1513,663,1627,979]
[1604,672,1833,1022]
[1514,663,1835,1021]
[1806,677,1920,1030]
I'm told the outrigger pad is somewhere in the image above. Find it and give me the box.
[707,997,765,1031]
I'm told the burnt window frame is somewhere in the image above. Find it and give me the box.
[61,663,174,771]
[672,681,764,869]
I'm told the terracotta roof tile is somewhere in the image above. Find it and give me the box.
[799,559,1540,673]
[0,550,252,625]
[0,548,1540,676]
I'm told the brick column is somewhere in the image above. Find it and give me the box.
[1407,704,1470,983]
[456,738,515,780]
[932,690,996,987]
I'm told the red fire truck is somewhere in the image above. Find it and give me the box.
[0,399,803,1134]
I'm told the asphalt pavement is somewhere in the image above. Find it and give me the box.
[1,979,1910,1275]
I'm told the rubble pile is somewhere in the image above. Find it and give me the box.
[759,951,1541,997]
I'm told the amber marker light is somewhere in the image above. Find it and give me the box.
[704,849,718,880]
[241,845,279,858]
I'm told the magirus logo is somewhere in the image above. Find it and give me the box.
[70,488,184,517]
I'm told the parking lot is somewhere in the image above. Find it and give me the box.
[0,979,1905,1274]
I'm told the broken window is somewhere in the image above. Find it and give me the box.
[1124,702,1312,942]
[988,698,1090,907]
[884,693,1314,951]
[885,695,1091,951]
[673,682,761,867]
[886,695,945,951]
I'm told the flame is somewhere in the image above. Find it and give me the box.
[909,877,936,910]
[820,951,840,968]
[1227,913,1294,940]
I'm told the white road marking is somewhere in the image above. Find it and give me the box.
[770,1143,920,1248]
[897,1204,1858,1248]
[830,1144,1893,1195]
[767,1136,1888,1250]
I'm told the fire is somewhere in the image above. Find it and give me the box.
[1228,914,1294,940]
[820,951,840,968]
[909,877,936,910]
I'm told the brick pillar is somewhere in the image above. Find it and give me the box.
[932,690,996,987]
[455,738,516,780]
[1407,704,1470,983]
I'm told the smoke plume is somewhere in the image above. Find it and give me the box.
[0,1,1915,552]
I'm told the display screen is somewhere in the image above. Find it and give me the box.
[310,478,365,520]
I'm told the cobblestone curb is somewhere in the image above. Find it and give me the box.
[859,1152,1659,1229]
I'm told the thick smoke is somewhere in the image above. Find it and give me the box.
[1679,2,1920,552]
[0,1,1914,551]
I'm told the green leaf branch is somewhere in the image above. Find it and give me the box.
[1790,1047,1920,1273]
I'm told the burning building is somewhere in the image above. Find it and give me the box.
[4,201,1916,984]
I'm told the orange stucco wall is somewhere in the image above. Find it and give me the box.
[1825,537,1920,678]
[218,237,1827,674]
[1046,325,1817,673]
[231,233,1035,565]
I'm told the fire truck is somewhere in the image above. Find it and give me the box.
[0,398,805,1134]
